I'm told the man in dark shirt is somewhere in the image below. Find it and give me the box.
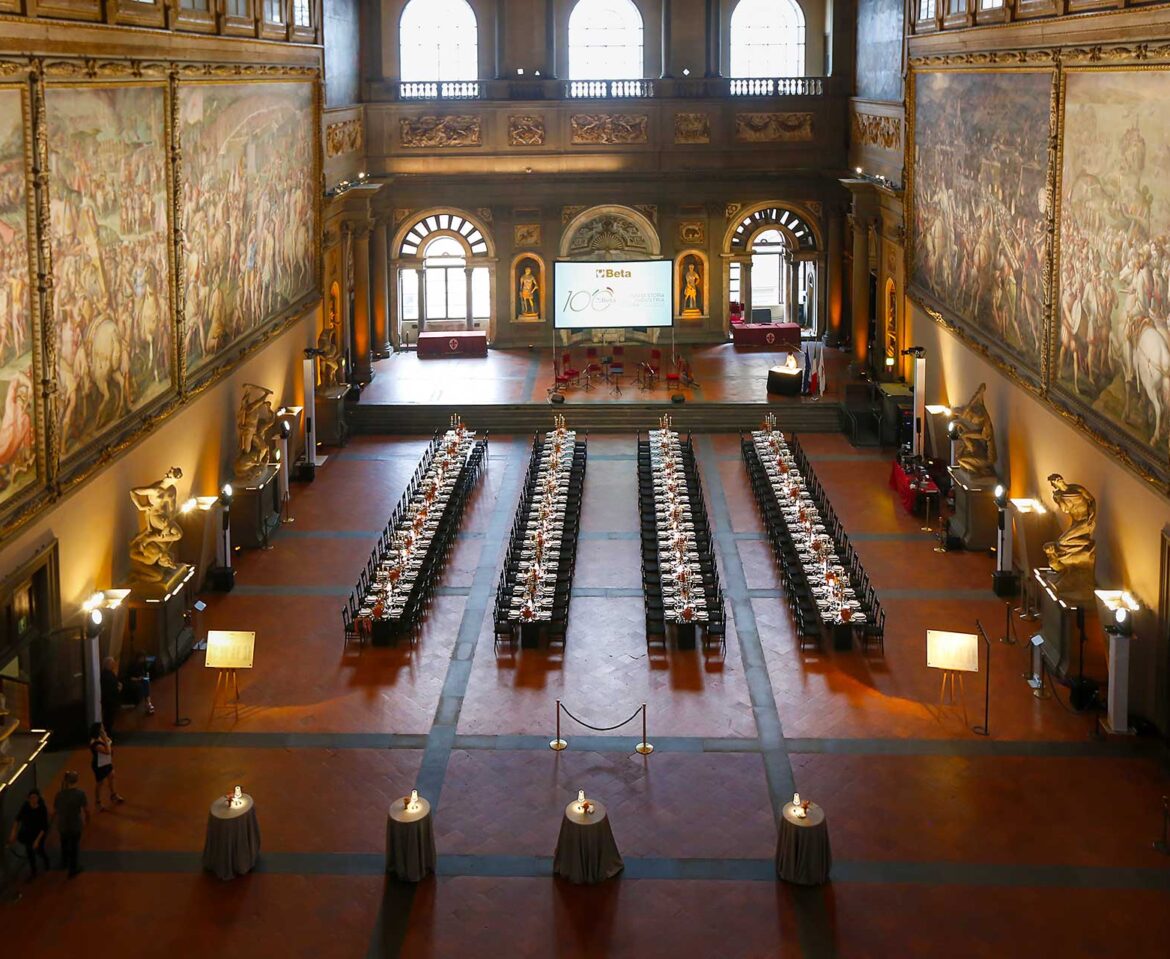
[52,770,88,877]
[99,656,122,733]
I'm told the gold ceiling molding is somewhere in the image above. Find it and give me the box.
[910,40,1170,69]
[400,115,482,148]
[325,117,362,157]
[508,115,545,147]
[674,112,710,145]
[734,112,814,143]
[851,112,901,151]
[570,113,648,145]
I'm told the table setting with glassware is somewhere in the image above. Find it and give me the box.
[357,426,477,631]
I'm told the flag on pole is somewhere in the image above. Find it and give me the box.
[808,346,820,397]
[801,344,812,394]
[817,346,827,397]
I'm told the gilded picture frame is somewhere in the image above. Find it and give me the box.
[0,56,322,543]
[0,72,47,537]
[905,65,1058,392]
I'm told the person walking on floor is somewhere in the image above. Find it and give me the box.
[89,722,125,810]
[99,656,122,733]
[7,788,50,880]
[52,771,88,878]
[127,651,155,716]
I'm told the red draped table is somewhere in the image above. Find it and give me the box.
[731,323,801,350]
[417,331,488,358]
[888,460,940,516]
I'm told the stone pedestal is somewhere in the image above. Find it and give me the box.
[126,565,196,673]
[315,386,348,448]
[1033,567,1088,678]
[231,465,282,549]
[946,467,998,551]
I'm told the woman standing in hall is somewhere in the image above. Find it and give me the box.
[89,721,125,810]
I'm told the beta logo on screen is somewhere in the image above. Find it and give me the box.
[561,267,635,314]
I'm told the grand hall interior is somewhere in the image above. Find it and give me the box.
[2,1,1170,957]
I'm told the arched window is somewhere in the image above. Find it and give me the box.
[730,0,806,78]
[400,0,478,82]
[396,213,493,339]
[568,0,644,80]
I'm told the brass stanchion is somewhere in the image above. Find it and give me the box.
[634,703,654,755]
[549,699,567,751]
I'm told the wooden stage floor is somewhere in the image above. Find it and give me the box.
[360,343,849,407]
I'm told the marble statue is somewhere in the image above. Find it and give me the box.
[519,265,539,317]
[316,306,345,389]
[234,384,277,479]
[128,466,184,583]
[1043,473,1097,593]
[950,383,997,477]
[683,261,702,313]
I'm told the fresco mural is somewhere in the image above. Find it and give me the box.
[911,71,1053,376]
[179,81,316,372]
[1058,69,1170,481]
[0,88,36,505]
[46,84,173,460]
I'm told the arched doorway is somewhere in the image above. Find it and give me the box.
[724,203,822,336]
[559,205,662,344]
[392,210,495,346]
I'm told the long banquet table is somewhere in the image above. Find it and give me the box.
[745,427,870,648]
[351,424,486,644]
[496,421,586,648]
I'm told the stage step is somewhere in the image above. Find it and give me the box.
[347,401,845,435]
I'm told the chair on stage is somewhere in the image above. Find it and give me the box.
[665,355,683,390]
[561,352,581,387]
[548,357,575,397]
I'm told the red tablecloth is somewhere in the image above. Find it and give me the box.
[888,460,939,514]
[731,323,801,350]
[417,331,488,358]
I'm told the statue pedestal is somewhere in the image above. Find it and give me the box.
[946,468,998,551]
[126,565,196,674]
[315,386,348,449]
[1032,567,1091,678]
[231,465,282,549]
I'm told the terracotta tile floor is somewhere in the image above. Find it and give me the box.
[361,342,848,406]
[7,428,1167,958]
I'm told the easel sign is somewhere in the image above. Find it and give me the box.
[205,630,256,670]
[205,630,255,719]
[926,630,979,704]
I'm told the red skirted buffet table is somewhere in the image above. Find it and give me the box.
[888,460,940,514]
[731,322,801,350]
[417,331,488,358]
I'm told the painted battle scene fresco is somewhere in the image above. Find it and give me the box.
[911,71,1052,375]
[179,81,316,373]
[0,89,36,507]
[46,84,172,461]
[1058,70,1170,479]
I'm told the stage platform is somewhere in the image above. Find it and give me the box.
[349,343,851,434]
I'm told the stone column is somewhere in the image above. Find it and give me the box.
[826,212,845,346]
[350,224,374,384]
[741,260,753,322]
[851,214,872,367]
[372,220,391,357]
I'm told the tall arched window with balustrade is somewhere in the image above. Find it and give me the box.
[400,0,479,83]
[729,0,806,78]
[568,0,644,80]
